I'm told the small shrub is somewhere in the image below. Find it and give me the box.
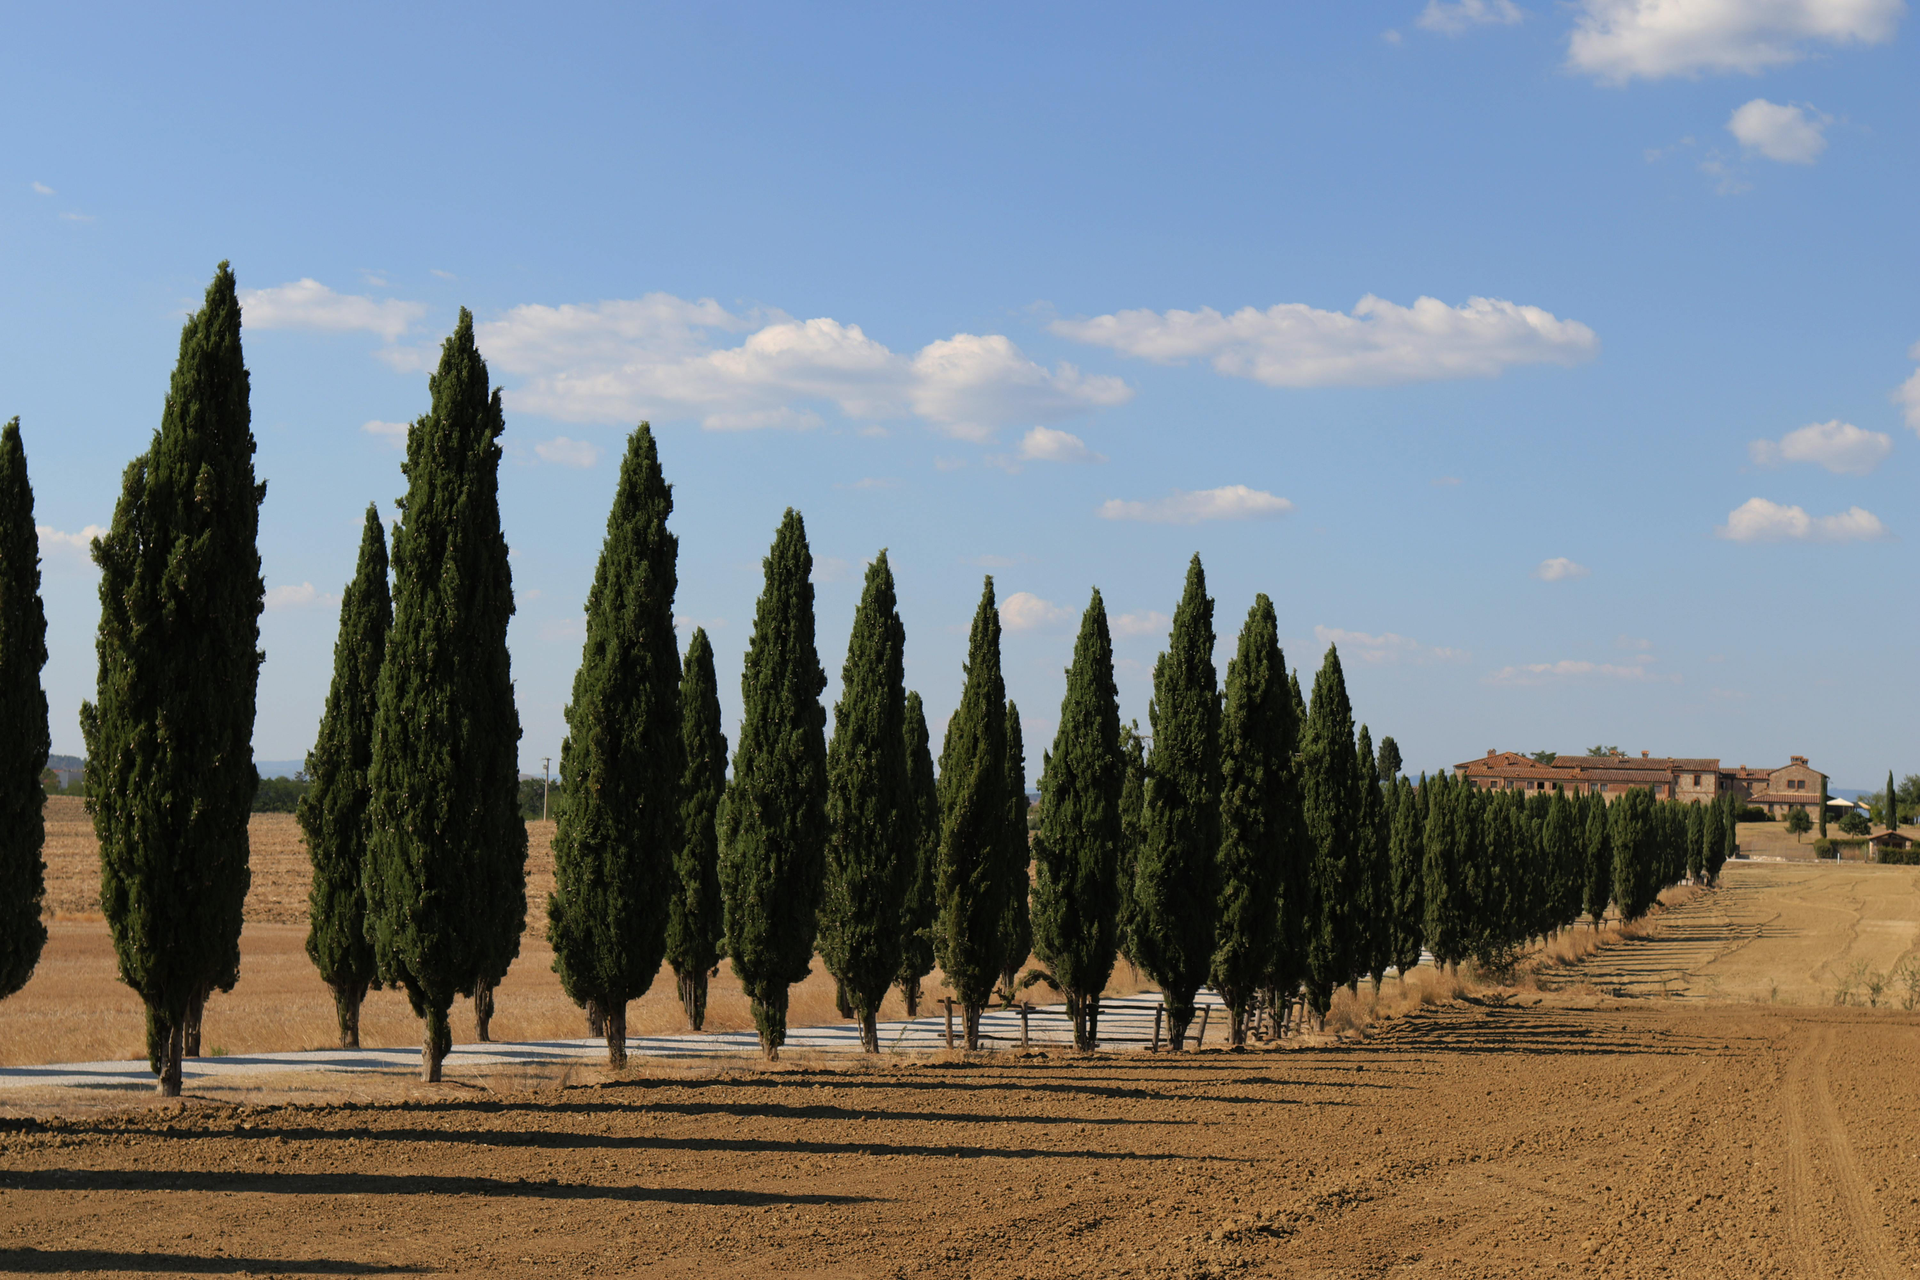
[1814,839,1836,860]
[1735,806,1772,823]
[1839,811,1871,836]
[1894,959,1920,1011]
[1866,970,1887,1008]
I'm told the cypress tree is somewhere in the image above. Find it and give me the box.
[0,419,48,1004]
[895,691,939,1015]
[297,504,390,1048]
[1301,645,1359,1018]
[936,578,1009,1049]
[668,626,727,1030]
[1710,793,1735,882]
[718,510,828,1058]
[546,425,681,1067]
[1684,803,1705,883]
[1421,773,1467,970]
[84,264,263,1094]
[1210,594,1288,1046]
[1701,798,1726,889]
[1356,725,1393,990]
[365,309,525,1081]
[1581,793,1611,926]
[997,702,1033,1003]
[1262,672,1311,1030]
[1541,788,1578,933]
[1386,777,1424,976]
[1885,770,1896,830]
[1377,736,1402,784]
[1132,555,1220,1049]
[1609,788,1657,922]
[1032,589,1124,1051]
[819,552,912,1053]
[1115,721,1147,972]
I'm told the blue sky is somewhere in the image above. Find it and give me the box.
[5,2,1915,788]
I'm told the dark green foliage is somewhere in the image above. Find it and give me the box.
[1839,810,1871,837]
[1263,673,1311,1015]
[1032,590,1124,1050]
[1684,803,1705,881]
[894,691,939,1015]
[1785,807,1812,837]
[546,425,682,1068]
[1301,645,1358,1016]
[365,309,525,1080]
[1701,797,1727,885]
[1421,773,1468,969]
[819,552,912,1053]
[1386,778,1423,974]
[297,505,389,1048]
[1542,789,1581,931]
[1887,770,1897,829]
[668,627,727,1030]
[255,776,313,813]
[935,578,1009,1049]
[1210,594,1288,1046]
[1582,793,1612,924]
[1132,556,1220,1048]
[1610,789,1659,920]
[718,510,830,1059]
[1354,726,1391,988]
[1377,736,1402,783]
[996,702,1032,1003]
[1115,721,1147,971]
[0,420,48,1003]
[84,265,263,1094]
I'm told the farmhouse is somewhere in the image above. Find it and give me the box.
[1455,749,1823,809]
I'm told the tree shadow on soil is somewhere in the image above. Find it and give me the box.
[0,1169,876,1204]
[0,1248,425,1275]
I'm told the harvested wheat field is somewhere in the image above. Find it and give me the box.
[9,809,1920,1276]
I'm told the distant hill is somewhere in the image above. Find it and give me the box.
[255,759,307,779]
[48,753,83,772]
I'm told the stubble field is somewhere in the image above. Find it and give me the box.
[6,799,1920,1276]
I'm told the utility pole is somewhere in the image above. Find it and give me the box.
[542,756,551,822]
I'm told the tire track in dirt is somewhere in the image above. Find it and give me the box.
[1780,1036,1830,1280]
[1808,1027,1905,1279]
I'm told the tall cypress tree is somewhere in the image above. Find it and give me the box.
[365,309,525,1081]
[85,264,263,1094]
[1609,788,1656,922]
[1701,798,1725,890]
[718,510,829,1059]
[936,578,1008,1049]
[895,690,939,1015]
[819,552,912,1053]
[1885,770,1896,830]
[668,626,727,1030]
[1421,773,1466,970]
[1133,555,1220,1049]
[1386,777,1424,975]
[1262,670,1311,1029]
[997,702,1033,1003]
[1377,736,1402,784]
[1684,803,1705,883]
[297,504,390,1048]
[1301,645,1358,1018]
[547,425,681,1067]
[1211,594,1288,1046]
[1115,720,1147,972]
[0,419,48,1004]
[1355,726,1391,990]
[1582,793,1612,926]
[1033,590,1124,1050]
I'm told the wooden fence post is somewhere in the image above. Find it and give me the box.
[942,998,955,1050]
[1019,1003,1030,1049]
[1151,1006,1162,1053]
[1196,1005,1210,1049]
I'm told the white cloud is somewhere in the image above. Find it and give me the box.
[240,279,427,342]
[533,436,601,468]
[1749,419,1890,474]
[1053,295,1596,388]
[474,294,1128,440]
[1615,634,1654,651]
[1418,0,1524,34]
[1112,610,1171,638]
[59,212,95,223]
[1314,625,1469,666]
[1098,485,1293,524]
[811,556,853,584]
[1567,0,1904,83]
[265,582,338,611]
[37,524,105,572]
[362,419,409,448]
[1728,98,1830,162]
[1485,659,1675,685]
[1018,426,1105,463]
[1000,592,1072,632]
[1895,342,1920,432]
[30,181,53,196]
[1717,496,1889,542]
[431,268,458,280]
[1533,557,1591,581]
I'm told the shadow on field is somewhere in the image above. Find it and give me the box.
[0,1168,875,1204]
[0,1248,426,1274]
[1369,1006,1739,1057]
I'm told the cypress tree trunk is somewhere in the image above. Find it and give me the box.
[1211,595,1288,1048]
[0,420,49,1006]
[935,579,1009,1050]
[1133,556,1221,1050]
[820,553,912,1054]
[297,504,390,1049]
[669,627,727,1030]
[1301,645,1358,1022]
[84,264,263,1096]
[718,510,829,1060]
[997,703,1033,1007]
[366,309,524,1085]
[1033,590,1124,1053]
[546,425,682,1068]
[895,691,940,1018]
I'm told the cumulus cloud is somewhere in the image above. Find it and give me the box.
[1053,295,1596,388]
[240,279,427,342]
[1567,0,1904,83]
[37,524,105,572]
[1418,0,1524,34]
[1314,625,1469,666]
[1485,659,1675,685]
[1000,592,1072,632]
[474,294,1129,440]
[1717,496,1888,542]
[1728,99,1830,162]
[1018,426,1105,463]
[1098,485,1293,524]
[1111,610,1171,639]
[30,181,53,196]
[265,582,339,611]
[534,436,601,468]
[1895,340,1920,432]
[1749,420,1890,474]
[1533,557,1591,581]
[362,419,409,448]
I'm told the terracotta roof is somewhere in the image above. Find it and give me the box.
[1747,791,1817,805]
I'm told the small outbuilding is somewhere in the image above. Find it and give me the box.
[1868,830,1913,861]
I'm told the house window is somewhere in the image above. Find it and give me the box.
[1692,774,1701,786]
